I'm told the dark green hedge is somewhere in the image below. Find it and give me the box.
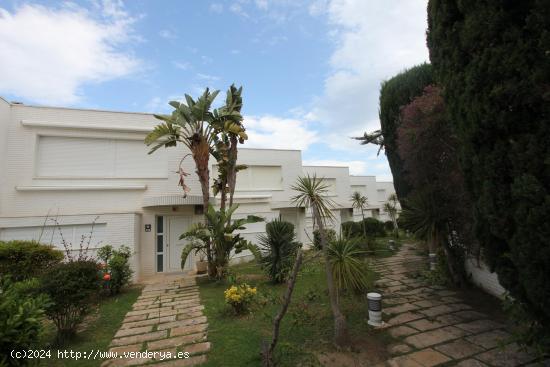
[0,241,64,282]
[341,221,363,238]
[379,63,433,199]
[428,0,550,341]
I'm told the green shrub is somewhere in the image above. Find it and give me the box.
[0,241,64,282]
[40,260,100,342]
[341,221,363,238]
[378,63,433,199]
[327,237,368,294]
[97,245,133,295]
[384,220,394,232]
[428,0,550,345]
[312,228,336,250]
[362,218,386,237]
[0,278,48,366]
[258,219,301,283]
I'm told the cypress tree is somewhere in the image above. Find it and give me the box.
[427,0,550,342]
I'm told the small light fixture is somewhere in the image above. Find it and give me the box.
[429,253,437,270]
[367,292,382,327]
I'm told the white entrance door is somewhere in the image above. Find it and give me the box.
[167,216,194,272]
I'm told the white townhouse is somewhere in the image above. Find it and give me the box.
[0,97,396,280]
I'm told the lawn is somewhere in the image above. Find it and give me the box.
[42,286,142,367]
[198,247,393,367]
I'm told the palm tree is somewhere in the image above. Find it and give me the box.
[291,174,349,346]
[180,204,263,279]
[145,88,219,274]
[350,191,368,238]
[383,193,400,237]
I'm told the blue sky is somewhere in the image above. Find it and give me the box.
[0,0,429,180]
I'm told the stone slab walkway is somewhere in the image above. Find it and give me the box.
[371,244,547,367]
[102,276,209,366]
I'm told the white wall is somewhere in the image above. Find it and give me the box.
[465,257,507,299]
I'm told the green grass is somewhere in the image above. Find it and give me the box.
[199,252,380,366]
[42,286,141,367]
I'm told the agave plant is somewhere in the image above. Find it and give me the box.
[258,219,301,283]
[180,204,263,279]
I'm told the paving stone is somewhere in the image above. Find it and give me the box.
[183,342,211,355]
[121,316,177,329]
[101,357,154,366]
[388,343,413,355]
[476,343,537,367]
[384,297,413,306]
[385,303,420,315]
[439,296,461,304]
[170,323,208,337]
[111,330,167,347]
[434,339,484,359]
[407,348,451,367]
[157,316,208,330]
[147,332,207,350]
[386,355,423,367]
[388,325,418,338]
[434,313,463,325]
[123,314,148,323]
[454,359,488,367]
[387,312,424,325]
[451,310,487,322]
[412,300,442,309]
[114,325,154,338]
[404,326,467,349]
[108,344,142,353]
[465,329,513,349]
[418,304,457,317]
[407,318,449,332]
[454,319,504,334]
[150,354,207,366]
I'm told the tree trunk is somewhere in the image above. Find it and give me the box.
[262,250,303,366]
[192,141,216,278]
[228,136,238,207]
[314,206,350,347]
[361,209,366,238]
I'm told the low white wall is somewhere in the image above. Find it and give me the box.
[465,257,507,299]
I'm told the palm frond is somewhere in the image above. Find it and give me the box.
[291,174,336,225]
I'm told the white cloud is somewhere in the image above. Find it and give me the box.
[255,0,269,10]
[196,73,220,82]
[244,115,318,150]
[173,61,191,70]
[0,1,141,105]
[229,3,249,18]
[209,3,223,13]
[159,29,177,39]
[309,0,429,134]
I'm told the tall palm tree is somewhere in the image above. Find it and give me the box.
[383,193,400,237]
[291,174,350,346]
[145,88,219,273]
[350,191,368,237]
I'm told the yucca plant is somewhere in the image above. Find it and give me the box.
[258,219,301,283]
[350,191,368,238]
[327,237,368,298]
[291,174,350,346]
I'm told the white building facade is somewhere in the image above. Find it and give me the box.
[0,97,396,280]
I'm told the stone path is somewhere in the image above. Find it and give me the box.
[102,276,209,366]
[371,244,547,367]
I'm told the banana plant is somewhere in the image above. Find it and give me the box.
[180,204,263,279]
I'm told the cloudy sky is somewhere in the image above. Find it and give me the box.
[0,0,429,181]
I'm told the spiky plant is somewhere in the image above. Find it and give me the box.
[291,174,350,346]
[328,237,368,297]
[258,219,301,283]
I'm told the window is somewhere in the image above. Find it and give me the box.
[213,165,283,191]
[36,136,168,178]
[320,178,337,196]
[156,216,164,272]
[377,189,387,202]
